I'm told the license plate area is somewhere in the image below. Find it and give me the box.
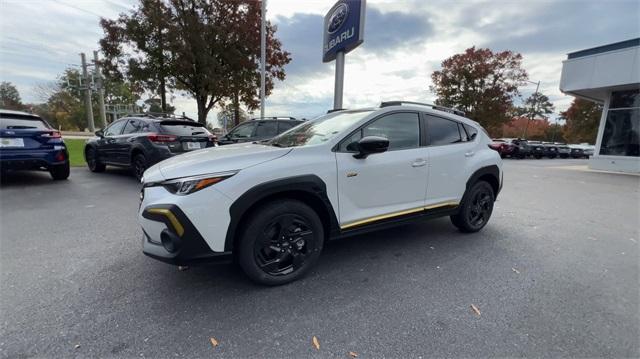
[183,141,203,151]
[0,138,25,147]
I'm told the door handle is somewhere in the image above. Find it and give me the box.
[411,159,427,167]
[465,151,475,157]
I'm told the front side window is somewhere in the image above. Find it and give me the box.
[338,112,420,151]
[229,122,256,139]
[270,110,373,148]
[104,120,126,136]
[427,116,462,145]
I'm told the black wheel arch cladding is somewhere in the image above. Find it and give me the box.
[225,175,340,252]
[466,165,501,198]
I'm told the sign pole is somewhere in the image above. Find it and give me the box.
[260,0,267,118]
[333,51,345,110]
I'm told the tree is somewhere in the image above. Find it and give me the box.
[430,47,528,135]
[0,82,23,110]
[561,98,603,143]
[217,102,248,130]
[100,0,291,125]
[100,0,172,111]
[517,91,555,138]
[144,98,175,114]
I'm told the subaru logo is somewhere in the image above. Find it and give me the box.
[327,3,348,34]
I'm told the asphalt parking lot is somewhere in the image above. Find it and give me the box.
[1,159,638,358]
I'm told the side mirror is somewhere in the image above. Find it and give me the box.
[352,136,389,159]
[95,130,104,138]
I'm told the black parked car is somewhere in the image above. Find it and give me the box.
[541,142,559,159]
[527,141,546,159]
[217,117,303,145]
[84,114,215,180]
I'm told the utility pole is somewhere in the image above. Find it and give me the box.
[93,51,107,128]
[522,80,540,139]
[259,0,266,118]
[80,53,95,132]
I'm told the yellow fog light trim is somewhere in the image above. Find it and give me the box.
[147,208,185,237]
[340,201,459,230]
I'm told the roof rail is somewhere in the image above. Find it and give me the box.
[125,112,195,121]
[327,108,345,113]
[250,116,298,121]
[379,101,466,116]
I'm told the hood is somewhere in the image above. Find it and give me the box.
[143,143,291,182]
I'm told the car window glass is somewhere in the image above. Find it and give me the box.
[0,116,49,130]
[339,130,363,152]
[229,122,256,138]
[463,123,478,141]
[254,121,278,137]
[104,120,126,136]
[123,119,143,134]
[360,112,420,150]
[160,121,208,136]
[458,123,468,141]
[278,121,298,133]
[428,116,462,145]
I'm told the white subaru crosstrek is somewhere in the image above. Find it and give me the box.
[139,101,503,285]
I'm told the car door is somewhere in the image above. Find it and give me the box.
[98,119,126,164]
[424,115,476,205]
[335,112,429,227]
[115,118,143,164]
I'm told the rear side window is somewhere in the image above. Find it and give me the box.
[123,119,147,134]
[254,121,278,137]
[463,123,478,141]
[427,116,462,145]
[159,121,209,136]
[278,121,299,133]
[0,115,49,130]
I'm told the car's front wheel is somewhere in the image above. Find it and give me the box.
[50,162,70,180]
[237,199,324,286]
[451,181,495,233]
[86,147,106,173]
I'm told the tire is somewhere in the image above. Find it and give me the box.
[534,155,542,159]
[86,147,106,172]
[50,162,70,180]
[132,153,147,181]
[450,181,495,233]
[237,199,324,286]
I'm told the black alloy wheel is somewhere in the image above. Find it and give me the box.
[132,154,147,181]
[254,214,314,276]
[86,147,105,172]
[238,199,324,285]
[450,181,495,233]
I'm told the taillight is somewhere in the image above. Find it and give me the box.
[41,131,61,138]
[147,134,177,143]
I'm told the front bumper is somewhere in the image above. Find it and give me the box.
[138,185,234,265]
[141,204,232,265]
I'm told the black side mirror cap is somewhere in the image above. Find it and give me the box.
[95,130,104,138]
[353,136,389,159]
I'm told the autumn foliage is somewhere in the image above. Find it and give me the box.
[431,47,528,135]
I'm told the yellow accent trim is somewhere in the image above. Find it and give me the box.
[147,208,185,237]
[340,201,459,230]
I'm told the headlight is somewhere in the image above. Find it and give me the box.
[156,171,237,195]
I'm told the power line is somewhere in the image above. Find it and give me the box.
[53,0,104,18]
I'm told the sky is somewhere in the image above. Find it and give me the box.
[1,0,639,128]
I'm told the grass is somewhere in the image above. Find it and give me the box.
[64,138,87,167]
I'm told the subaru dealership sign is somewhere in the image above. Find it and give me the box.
[322,0,366,63]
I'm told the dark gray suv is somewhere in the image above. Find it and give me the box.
[217,117,303,145]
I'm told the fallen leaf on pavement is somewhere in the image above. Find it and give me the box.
[512,268,520,274]
[312,336,320,350]
[349,351,358,357]
[471,304,481,316]
[178,266,189,271]
[210,337,219,348]
[74,344,81,349]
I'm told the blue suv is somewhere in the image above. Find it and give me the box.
[0,109,70,180]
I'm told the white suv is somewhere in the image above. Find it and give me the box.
[139,101,503,285]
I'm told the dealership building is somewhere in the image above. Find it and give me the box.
[560,38,640,173]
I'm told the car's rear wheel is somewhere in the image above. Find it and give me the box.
[237,199,324,286]
[451,181,495,233]
[86,147,106,172]
[50,162,70,180]
[132,153,147,181]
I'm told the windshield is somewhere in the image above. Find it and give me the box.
[269,110,373,148]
